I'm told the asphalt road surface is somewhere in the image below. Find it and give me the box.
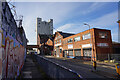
[44,56,118,79]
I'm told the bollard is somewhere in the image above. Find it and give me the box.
[115,63,120,76]
[93,61,97,70]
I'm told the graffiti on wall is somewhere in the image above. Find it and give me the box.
[0,27,25,78]
[0,27,2,79]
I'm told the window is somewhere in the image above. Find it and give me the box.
[68,38,73,43]
[68,50,73,56]
[48,40,50,44]
[57,34,59,37]
[99,32,108,38]
[74,36,80,42]
[59,40,61,43]
[63,40,66,44]
[60,49,62,53]
[82,33,91,40]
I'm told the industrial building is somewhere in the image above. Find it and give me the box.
[54,28,113,61]
[36,18,53,41]
[36,18,53,54]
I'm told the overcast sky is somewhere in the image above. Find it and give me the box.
[10,1,119,45]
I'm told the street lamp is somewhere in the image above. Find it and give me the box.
[84,23,97,71]
[84,23,90,30]
[84,23,92,61]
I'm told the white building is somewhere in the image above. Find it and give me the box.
[36,18,53,37]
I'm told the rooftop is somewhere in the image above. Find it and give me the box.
[117,20,120,23]
[57,31,75,38]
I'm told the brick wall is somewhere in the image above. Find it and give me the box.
[54,28,112,61]
[54,32,63,57]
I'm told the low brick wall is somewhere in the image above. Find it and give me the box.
[34,54,83,80]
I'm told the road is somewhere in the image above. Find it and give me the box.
[44,56,118,79]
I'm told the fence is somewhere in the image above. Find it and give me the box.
[33,54,82,80]
[97,53,120,61]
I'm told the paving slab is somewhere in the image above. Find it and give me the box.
[19,54,48,79]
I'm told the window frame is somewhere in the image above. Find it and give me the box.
[68,38,73,43]
[82,33,91,40]
[74,36,80,42]
[99,32,108,39]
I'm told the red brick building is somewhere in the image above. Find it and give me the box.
[37,34,54,55]
[54,28,112,61]
[112,42,120,54]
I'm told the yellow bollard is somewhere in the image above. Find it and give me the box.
[93,61,97,70]
[115,63,120,75]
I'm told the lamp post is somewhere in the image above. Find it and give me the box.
[84,23,92,61]
[84,23,97,71]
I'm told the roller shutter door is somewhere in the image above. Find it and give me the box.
[68,50,73,56]
[83,48,92,57]
[74,49,81,56]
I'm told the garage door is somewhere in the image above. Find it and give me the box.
[68,50,73,56]
[83,48,92,57]
[74,49,81,56]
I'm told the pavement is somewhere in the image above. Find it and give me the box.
[19,54,51,79]
[44,55,120,79]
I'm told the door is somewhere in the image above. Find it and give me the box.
[56,47,59,57]
[63,50,67,58]
[83,48,92,57]
[68,50,73,57]
[74,49,81,56]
